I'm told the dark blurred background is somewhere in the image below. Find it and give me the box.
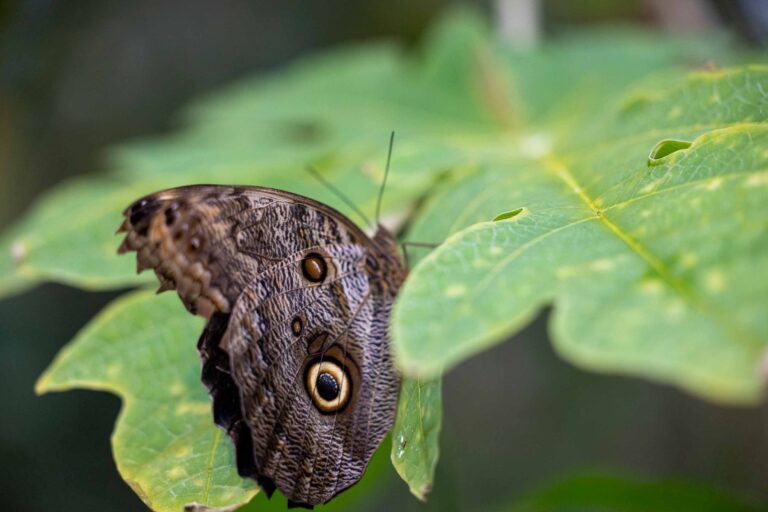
[1,1,767,511]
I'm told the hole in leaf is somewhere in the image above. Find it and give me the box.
[493,207,526,222]
[648,139,692,166]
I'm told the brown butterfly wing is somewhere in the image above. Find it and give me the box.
[118,185,405,507]
[212,243,399,506]
[118,185,379,317]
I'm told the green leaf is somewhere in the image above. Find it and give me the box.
[394,67,768,404]
[0,178,161,292]
[36,290,257,512]
[509,472,764,512]
[0,14,496,300]
[390,378,442,500]
[3,7,765,510]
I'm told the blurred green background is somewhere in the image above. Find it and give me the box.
[1,1,767,511]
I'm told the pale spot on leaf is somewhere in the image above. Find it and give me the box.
[705,270,726,293]
[360,160,382,181]
[167,466,185,479]
[176,402,211,416]
[106,364,122,377]
[666,298,686,320]
[680,252,699,268]
[169,382,185,396]
[640,181,660,194]
[445,284,467,298]
[519,132,552,158]
[706,177,723,190]
[590,258,615,272]
[745,171,768,187]
[11,241,26,266]
[175,445,192,459]
[639,278,664,295]
[556,265,578,279]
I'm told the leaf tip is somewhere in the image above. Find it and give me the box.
[415,483,433,502]
[34,368,66,396]
[33,375,50,396]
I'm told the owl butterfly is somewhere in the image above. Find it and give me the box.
[117,162,407,507]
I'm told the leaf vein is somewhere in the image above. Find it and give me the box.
[544,156,764,351]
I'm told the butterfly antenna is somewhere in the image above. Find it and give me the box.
[375,131,395,226]
[306,165,372,227]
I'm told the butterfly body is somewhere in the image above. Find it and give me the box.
[118,185,405,507]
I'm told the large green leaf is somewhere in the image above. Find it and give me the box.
[508,472,764,512]
[2,7,763,511]
[0,178,157,292]
[0,12,733,301]
[36,290,257,512]
[390,378,442,501]
[394,68,768,404]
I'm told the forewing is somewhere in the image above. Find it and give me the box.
[117,185,367,318]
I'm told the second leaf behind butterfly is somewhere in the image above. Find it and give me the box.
[117,185,406,507]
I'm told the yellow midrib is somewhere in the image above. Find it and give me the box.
[543,154,764,351]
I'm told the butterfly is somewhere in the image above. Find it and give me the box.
[116,167,407,507]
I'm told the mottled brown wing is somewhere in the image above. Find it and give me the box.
[118,185,405,508]
[118,185,378,318]
[200,243,399,507]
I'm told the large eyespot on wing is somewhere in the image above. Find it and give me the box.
[116,185,373,319]
[207,244,400,506]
